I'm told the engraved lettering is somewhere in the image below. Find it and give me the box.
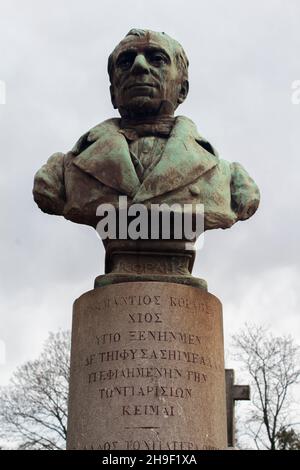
[88,367,183,383]
[112,295,161,306]
[169,296,211,314]
[97,385,192,399]
[96,333,121,345]
[128,329,203,345]
[125,440,201,450]
[122,404,175,416]
[85,354,96,366]
[187,370,208,383]
[90,348,215,366]
[84,441,118,450]
[128,312,162,323]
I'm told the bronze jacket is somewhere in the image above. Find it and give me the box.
[33,116,260,230]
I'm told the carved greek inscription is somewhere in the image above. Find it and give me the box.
[116,260,188,275]
[169,296,214,315]
[104,295,161,307]
[88,367,183,383]
[84,441,119,450]
[125,440,201,450]
[187,370,208,383]
[88,367,207,384]
[128,330,204,344]
[98,385,192,399]
[85,354,96,366]
[75,287,225,449]
[85,348,220,368]
[84,440,218,451]
[84,440,219,450]
[90,294,162,311]
[122,404,174,417]
[96,332,121,345]
[128,312,162,323]
[86,293,216,314]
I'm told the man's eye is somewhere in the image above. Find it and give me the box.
[117,55,134,69]
[148,53,167,65]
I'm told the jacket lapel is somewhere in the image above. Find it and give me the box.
[73,118,140,198]
[133,116,219,202]
[72,116,218,202]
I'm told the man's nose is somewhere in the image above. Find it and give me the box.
[131,54,150,74]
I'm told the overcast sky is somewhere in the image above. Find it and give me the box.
[0,0,299,391]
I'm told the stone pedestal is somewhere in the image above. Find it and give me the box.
[67,282,227,450]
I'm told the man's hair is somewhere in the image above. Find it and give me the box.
[107,29,189,84]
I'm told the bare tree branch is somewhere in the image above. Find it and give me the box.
[0,330,70,450]
[232,324,300,450]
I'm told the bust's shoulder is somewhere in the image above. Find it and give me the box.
[71,118,121,155]
[175,116,219,158]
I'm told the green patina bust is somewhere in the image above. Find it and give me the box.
[33,29,260,277]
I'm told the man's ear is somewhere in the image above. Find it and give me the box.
[110,85,117,109]
[177,80,189,104]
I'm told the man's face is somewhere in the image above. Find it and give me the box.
[110,34,188,118]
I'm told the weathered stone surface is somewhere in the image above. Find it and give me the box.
[67,282,227,450]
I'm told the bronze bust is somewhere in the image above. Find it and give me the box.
[33,29,260,289]
[33,28,259,232]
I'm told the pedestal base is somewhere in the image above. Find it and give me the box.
[67,282,227,450]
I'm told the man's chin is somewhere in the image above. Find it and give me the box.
[119,98,162,118]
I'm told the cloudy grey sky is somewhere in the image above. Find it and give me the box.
[0,0,299,388]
